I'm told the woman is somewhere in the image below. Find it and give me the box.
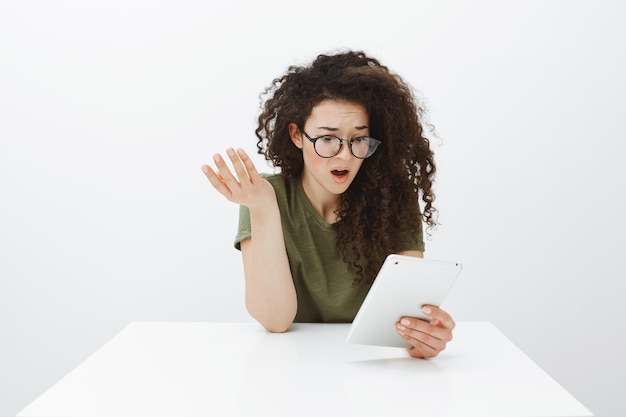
[201,50,454,358]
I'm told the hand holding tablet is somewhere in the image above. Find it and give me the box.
[346,254,463,348]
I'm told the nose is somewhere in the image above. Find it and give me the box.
[335,140,353,160]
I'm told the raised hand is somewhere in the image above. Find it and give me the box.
[201,148,275,210]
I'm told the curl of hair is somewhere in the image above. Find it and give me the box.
[255,50,437,285]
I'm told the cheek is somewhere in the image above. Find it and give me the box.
[302,146,323,168]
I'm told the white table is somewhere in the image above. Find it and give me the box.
[17,322,592,417]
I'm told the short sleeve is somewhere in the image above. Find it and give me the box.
[397,203,425,252]
[234,204,251,250]
[398,219,425,252]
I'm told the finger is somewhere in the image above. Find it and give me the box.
[397,320,448,351]
[201,164,233,198]
[422,306,456,330]
[397,316,453,343]
[209,152,243,194]
[225,148,251,184]
[236,148,261,182]
[407,344,440,359]
[213,153,245,191]
[397,322,442,358]
[201,164,213,179]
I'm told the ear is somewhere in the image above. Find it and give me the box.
[289,123,303,150]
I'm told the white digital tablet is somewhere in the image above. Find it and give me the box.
[346,254,462,348]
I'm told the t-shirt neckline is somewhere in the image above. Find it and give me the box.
[294,176,336,231]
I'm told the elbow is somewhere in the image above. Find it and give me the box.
[264,322,292,333]
[256,315,294,333]
[246,304,296,334]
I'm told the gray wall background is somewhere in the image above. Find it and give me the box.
[1,1,625,416]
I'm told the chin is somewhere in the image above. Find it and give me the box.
[329,180,354,195]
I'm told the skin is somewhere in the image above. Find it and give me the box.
[201,99,455,358]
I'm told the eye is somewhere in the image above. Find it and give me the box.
[352,137,371,144]
[319,136,339,143]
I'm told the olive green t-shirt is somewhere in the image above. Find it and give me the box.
[234,174,424,323]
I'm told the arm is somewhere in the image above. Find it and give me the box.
[202,148,296,332]
[240,214,296,332]
[396,250,456,358]
[398,250,423,258]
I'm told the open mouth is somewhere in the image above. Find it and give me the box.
[331,169,349,178]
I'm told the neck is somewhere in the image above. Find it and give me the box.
[300,176,341,224]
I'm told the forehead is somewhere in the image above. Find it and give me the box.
[306,99,369,125]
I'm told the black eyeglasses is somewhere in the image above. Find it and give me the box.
[301,130,381,159]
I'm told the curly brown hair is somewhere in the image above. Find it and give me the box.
[255,50,437,285]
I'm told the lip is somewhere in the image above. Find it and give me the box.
[330,167,351,184]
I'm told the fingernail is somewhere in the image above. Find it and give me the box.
[227,148,235,156]
[397,324,406,331]
[401,318,411,326]
[201,165,208,174]
[422,306,432,315]
[213,154,222,163]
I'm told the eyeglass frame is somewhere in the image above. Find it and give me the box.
[300,130,382,159]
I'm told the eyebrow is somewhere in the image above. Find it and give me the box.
[317,125,369,132]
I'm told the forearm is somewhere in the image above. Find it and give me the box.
[241,203,297,333]
[398,250,424,258]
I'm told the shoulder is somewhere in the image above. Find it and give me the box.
[260,173,296,195]
[260,172,284,184]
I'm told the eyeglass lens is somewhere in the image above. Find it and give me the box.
[309,135,380,159]
[317,137,373,158]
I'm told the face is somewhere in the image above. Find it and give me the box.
[289,99,369,204]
